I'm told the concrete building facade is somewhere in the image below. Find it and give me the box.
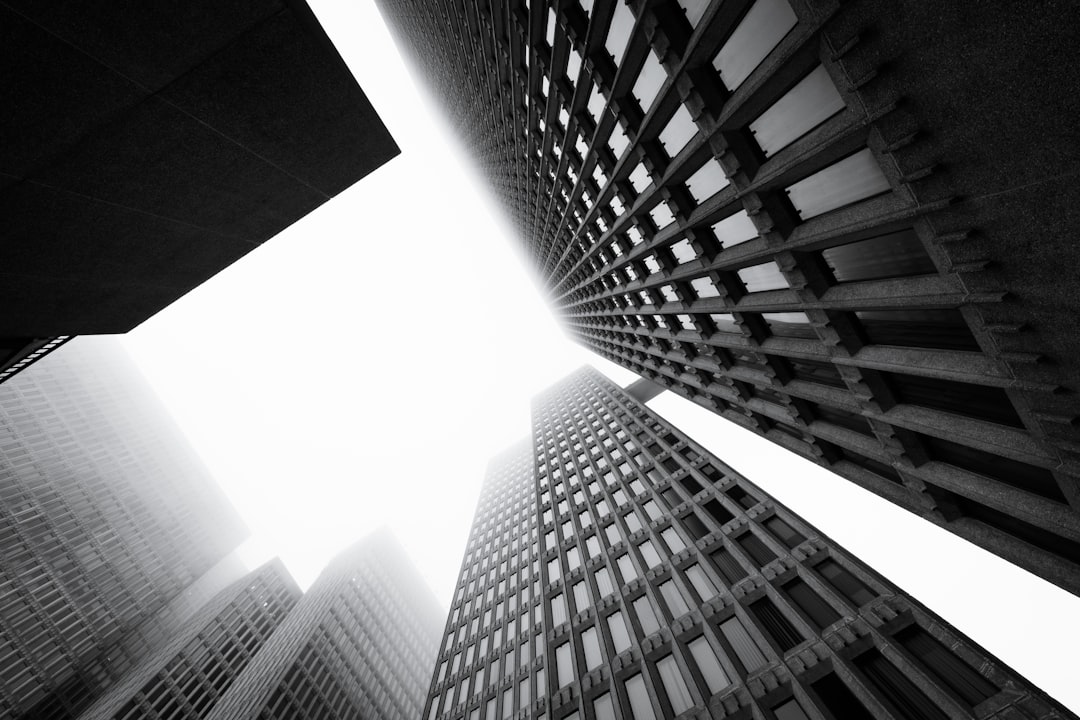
[376,0,1080,594]
[424,367,1075,720]
[0,339,248,719]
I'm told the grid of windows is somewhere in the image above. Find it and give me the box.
[377,0,1080,596]
[0,339,247,720]
[423,367,1071,720]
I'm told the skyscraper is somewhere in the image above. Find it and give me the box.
[375,0,1080,594]
[77,531,443,720]
[203,529,443,720]
[76,560,302,720]
[0,338,248,719]
[1,0,399,380]
[424,367,1075,720]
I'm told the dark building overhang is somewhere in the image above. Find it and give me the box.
[1,0,398,340]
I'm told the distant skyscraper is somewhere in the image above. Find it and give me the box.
[1,0,400,380]
[376,0,1080,594]
[0,338,248,719]
[204,529,443,720]
[424,367,1075,720]
[76,531,443,720]
[76,560,302,720]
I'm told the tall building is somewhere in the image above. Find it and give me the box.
[203,529,443,720]
[376,0,1080,594]
[1,0,399,380]
[424,367,1075,720]
[77,531,443,720]
[0,338,248,719]
[76,560,302,720]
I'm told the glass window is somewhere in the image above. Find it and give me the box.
[821,228,935,283]
[657,654,694,714]
[719,616,769,671]
[785,149,890,219]
[659,579,690,617]
[688,635,730,694]
[661,527,686,553]
[750,66,845,156]
[573,581,591,612]
[638,539,662,567]
[617,554,638,582]
[608,611,632,652]
[737,262,788,292]
[594,693,616,720]
[629,162,652,192]
[811,673,875,720]
[750,597,803,651]
[633,595,661,635]
[895,625,999,706]
[736,532,776,566]
[712,210,757,248]
[854,308,979,351]
[816,559,875,606]
[691,277,720,299]
[784,578,841,630]
[609,122,631,158]
[685,564,719,599]
[625,674,657,720]
[669,239,697,264]
[855,650,949,720]
[582,626,604,670]
[773,699,811,720]
[676,0,707,26]
[555,642,574,687]
[596,567,615,597]
[659,105,697,156]
[605,2,635,62]
[633,53,667,110]
[551,593,568,625]
[763,516,805,548]
[713,0,797,90]
[685,159,729,203]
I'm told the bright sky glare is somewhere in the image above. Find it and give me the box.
[121,0,1077,713]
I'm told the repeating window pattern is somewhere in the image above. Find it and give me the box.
[377,0,1080,596]
[77,561,301,720]
[0,339,248,720]
[423,367,1071,720]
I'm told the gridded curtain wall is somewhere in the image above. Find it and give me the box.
[421,368,1074,720]
[375,0,1080,595]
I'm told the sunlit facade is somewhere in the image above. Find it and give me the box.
[0,338,248,720]
[376,0,1080,595]
[423,367,1073,720]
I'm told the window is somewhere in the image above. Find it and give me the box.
[659,579,690,617]
[783,579,840,630]
[810,673,875,720]
[785,149,890,220]
[595,567,615,596]
[688,636,730,694]
[661,527,686,553]
[815,559,875,606]
[659,105,697,157]
[703,499,734,526]
[710,548,747,585]
[572,581,590,612]
[737,262,788,292]
[750,66,844,156]
[567,626,600,673]
[555,642,574,687]
[711,210,757,248]
[736,532,776,566]
[685,160,729,203]
[772,699,811,720]
[713,0,797,90]
[551,593,568,625]
[608,611,632,652]
[638,539,662,568]
[617,554,638,582]
[854,309,979,351]
[855,649,949,720]
[894,625,998,707]
[594,693,616,720]
[657,654,694,714]
[633,52,667,110]
[625,674,657,720]
[820,228,935,283]
[719,616,768,671]
[633,596,661,635]
[763,516,805,548]
[684,564,719,600]
[749,597,803,651]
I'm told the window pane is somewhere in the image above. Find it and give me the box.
[811,673,875,720]
[657,655,694,714]
[633,53,667,110]
[738,262,788,292]
[750,66,844,156]
[660,105,698,156]
[582,626,604,670]
[639,539,662,568]
[855,309,979,351]
[617,554,638,582]
[749,597,803,651]
[895,625,999,706]
[594,693,616,720]
[625,674,657,720]
[596,567,615,597]
[855,650,949,720]
[634,596,661,635]
[552,593,568,625]
[763,516,805,548]
[785,149,890,220]
[821,228,935,283]
[685,564,719,600]
[712,210,758,248]
[710,547,747,585]
[555,642,574,687]
[605,2,635,61]
[784,579,841,630]
[685,160,729,203]
[688,636,730,694]
[573,581,591,612]
[719,616,768,671]
[661,527,686,553]
[736,532,776,566]
[713,0,798,91]
[603,612,630,654]
[773,699,811,720]
[816,559,875,606]
[659,579,690,617]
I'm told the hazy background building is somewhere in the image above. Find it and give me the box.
[376,0,1080,594]
[0,0,399,380]
[0,338,248,719]
[76,560,301,720]
[424,367,1075,720]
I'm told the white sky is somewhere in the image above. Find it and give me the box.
[120,0,1078,712]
